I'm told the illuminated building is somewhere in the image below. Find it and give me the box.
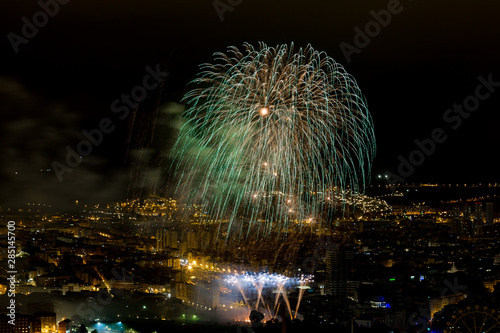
[463,205,471,221]
[474,202,483,220]
[429,293,465,318]
[325,245,353,297]
[451,206,462,234]
[58,319,72,333]
[0,314,31,333]
[167,231,179,249]
[34,312,56,333]
[473,202,483,236]
[187,231,198,250]
[156,229,167,252]
[484,279,500,292]
[156,229,179,251]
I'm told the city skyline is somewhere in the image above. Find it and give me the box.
[1,185,500,332]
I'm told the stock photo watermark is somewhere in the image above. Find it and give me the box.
[51,64,168,182]
[339,0,408,63]
[76,267,134,322]
[405,277,467,333]
[213,0,243,22]
[6,221,17,325]
[384,73,499,186]
[7,0,71,54]
[300,235,336,273]
[299,237,469,333]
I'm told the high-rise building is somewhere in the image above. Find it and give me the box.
[463,205,472,221]
[486,202,495,226]
[157,229,180,251]
[0,314,32,333]
[34,312,56,333]
[461,205,472,235]
[207,279,221,308]
[156,229,167,252]
[58,319,72,333]
[451,219,462,235]
[451,206,462,234]
[473,202,483,236]
[325,245,352,297]
[16,314,31,333]
[474,202,483,221]
[179,241,187,256]
[462,219,472,235]
[200,231,211,250]
[32,318,41,333]
[167,231,179,249]
[187,231,198,250]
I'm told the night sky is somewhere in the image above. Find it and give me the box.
[2,0,500,209]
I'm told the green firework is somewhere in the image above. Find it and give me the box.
[171,42,376,239]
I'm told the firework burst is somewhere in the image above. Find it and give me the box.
[171,42,375,239]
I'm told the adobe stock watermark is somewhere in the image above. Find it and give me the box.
[76,267,134,322]
[339,0,410,64]
[384,74,499,187]
[7,0,71,54]
[300,235,336,274]
[51,64,168,182]
[405,277,467,333]
[213,0,243,22]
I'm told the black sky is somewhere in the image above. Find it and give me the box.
[1,0,500,208]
